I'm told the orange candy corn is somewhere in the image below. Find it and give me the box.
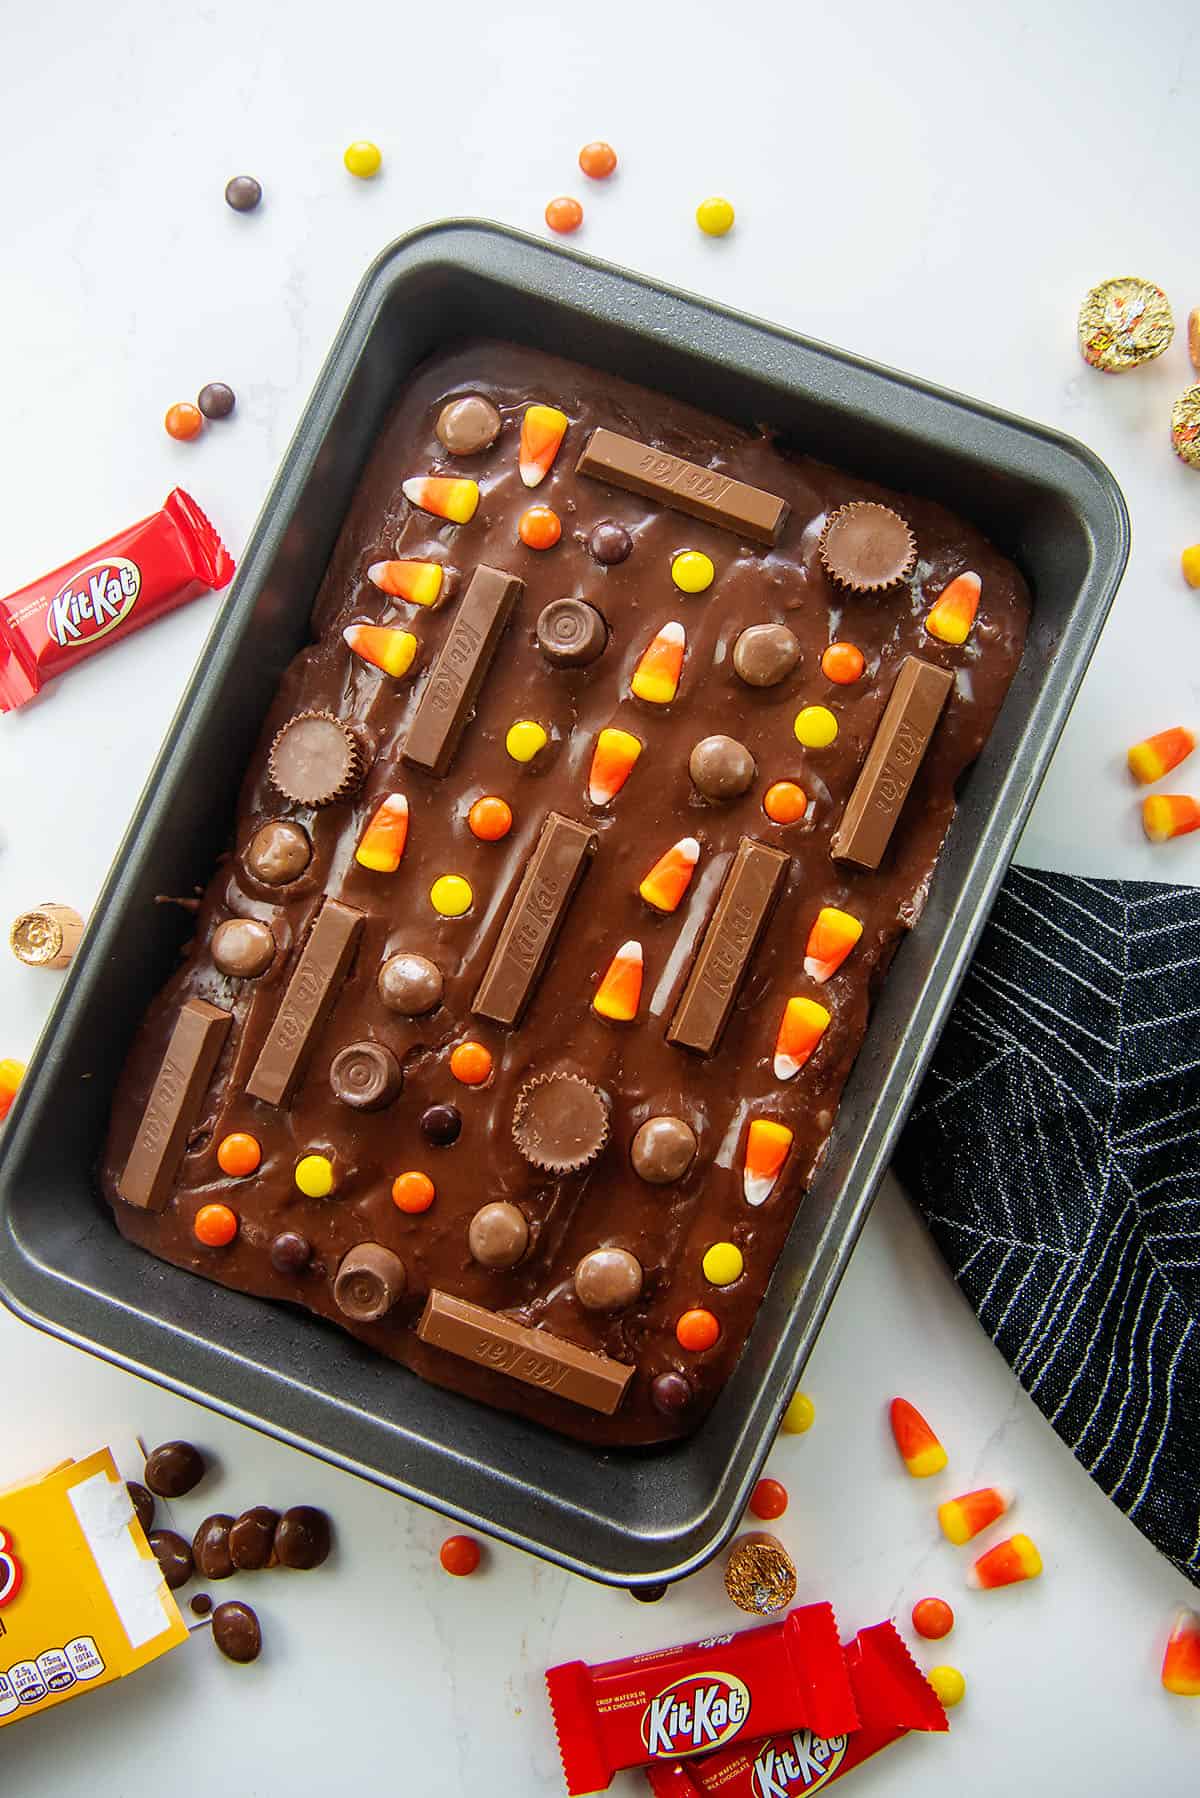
[630,621,686,704]
[366,560,446,607]
[639,836,699,912]
[773,996,831,1080]
[889,1397,948,1478]
[1127,726,1196,785]
[925,571,981,646]
[401,476,479,525]
[1143,795,1200,843]
[0,1059,25,1123]
[588,726,642,805]
[355,794,409,873]
[519,404,568,487]
[593,940,643,1021]
[743,1117,793,1207]
[967,1532,1042,1589]
[1161,1606,1200,1696]
[938,1485,1014,1545]
[343,623,418,678]
[803,906,863,983]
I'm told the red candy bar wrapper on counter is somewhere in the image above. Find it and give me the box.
[0,488,234,712]
[643,1622,948,1798]
[546,1604,859,1796]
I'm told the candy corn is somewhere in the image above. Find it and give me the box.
[593,940,643,1021]
[1127,726,1196,785]
[366,560,446,607]
[639,836,699,912]
[773,997,831,1080]
[1183,546,1200,589]
[1161,1606,1200,1696]
[519,404,568,487]
[630,621,686,704]
[967,1532,1042,1589]
[1143,795,1200,843]
[924,571,981,646]
[743,1118,793,1207]
[401,476,479,525]
[889,1397,948,1478]
[343,623,418,678]
[804,906,863,983]
[588,726,642,806]
[355,794,409,873]
[0,1058,25,1123]
[938,1485,1014,1545]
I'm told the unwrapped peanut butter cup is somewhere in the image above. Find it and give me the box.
[818,501,916,593]
[512,1072,610,1173]
[267,710,366,807]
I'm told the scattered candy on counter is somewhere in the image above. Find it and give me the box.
[518,503,563,549]
[1078,276,1174,372]
[630,1583,669,1604]
[9,902,84,969]
[519,404,569,486]
[344,622,419,677]
[1190,309,1200,373]
[343,140,382,178]
[1183,545,1200,588]
[144,1439,206,1497]
[0,1058,24,1122]
[748,1478,788,1521]
[1142,794,1200,843]
[212,1600,262,1663]
[723,1531,797,1616]
[1171,385,1200,469]
[743,1117,793,1206]
[367,558,446,606]
[403,475,479,524]
[579,141,617,179]
[938,1485,1014,1545]
[1161,1606,1200,1696]
[545,196,584,234]
[197,382,236,420]
[224,175,262,212]
[1127,725,1195,784]
[780,1390,814,1434]
[924,570,981,646]
[967,1532,1042,1589]
[593,939,644,1021]
[911,1596,955,1641]
[696,195,735,237]
[164,402,204,442]
[639,836,699,912]
[926,1664,966,1709]
[889,1398,948,1478]
[440,1534,482,1576]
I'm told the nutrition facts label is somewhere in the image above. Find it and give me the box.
[0,1636,105,1716]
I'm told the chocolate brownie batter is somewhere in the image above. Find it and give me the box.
[101,340,1029,1445]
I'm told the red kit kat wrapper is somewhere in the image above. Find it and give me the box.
[0,488,234,712]
[643,1622,948,1798]
[545,1604,858,1796]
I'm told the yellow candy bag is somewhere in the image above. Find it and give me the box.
[0,1447,187,1728]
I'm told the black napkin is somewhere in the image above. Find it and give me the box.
[896,867,1200,1589]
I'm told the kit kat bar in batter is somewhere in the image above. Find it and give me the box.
[831,657,954,871]
[667,838,790,1054]
[576,428,789,546]
[118,998,231,1210]
[418,1290,634,1414]
[246,899,364,1105]
[472,812,597,1026]
[402,564,523,776]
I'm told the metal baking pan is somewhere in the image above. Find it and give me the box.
[0,221,1128,1585]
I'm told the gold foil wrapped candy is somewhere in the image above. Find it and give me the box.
[1078,277,1173,372]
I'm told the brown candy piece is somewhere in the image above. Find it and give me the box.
[192,1514,236,1581]
[119,1002,231,1211]
[246,899,364,1106]
[402,565,523,777]
[144,1439,205,1498]
[688,734,756,800]
[536,598,608,667]
[587,520,632,565]
[1190,307,1200,374]
[630,1115,697,1184]
[418,1289,634,1415]
[190,1593,213,1617]
[244,820,312,886]
[329,1041,402,1110]
[211,1600,262,1663]
[229,1506,280,1572]
[334,1243,406,1321]
[127,1481,155,1535]
[377,951,443,1015]
[436,395,502,455]
[274,1506,332,1570]
[650,1371,693,1417]
[149,1529,193,1591]
[468,1201,529,1269]
[576,427,788,546]
[9,902,85,969]
[818,501,916,593]
[831,655,954,870]
[511,1073,610,1173]
[268,711,366,807]
[667,837,790,1055]
[211,917,275,978]
[724,1531,797,1617]
[731,623,801,689]
[574,1247,643,1312]
[472,813,597,1027]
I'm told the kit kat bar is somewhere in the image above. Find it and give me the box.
[246,898,363,1105]
[118,998,231,1211]
[472,812,597,1026]
[831,656,954,871]
[402,564,523,776]
[418,1290,634,1414]
[576,428,789,546]
[667,838,790,1055]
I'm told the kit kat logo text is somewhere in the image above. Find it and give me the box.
[46,556,141,648]
[0,1528,24,1609]
[641,1671,750,1756]
[751,1731,848,1797]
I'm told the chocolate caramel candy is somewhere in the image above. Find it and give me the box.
[333,1244,406,1321]
[329,1041,402,1110]
[536,598,608,667]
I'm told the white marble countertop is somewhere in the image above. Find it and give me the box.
[1,1,1198,1792]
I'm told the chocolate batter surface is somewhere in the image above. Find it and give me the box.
[101,340,1029,1444]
